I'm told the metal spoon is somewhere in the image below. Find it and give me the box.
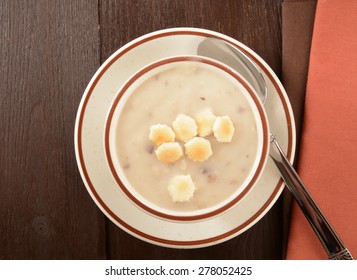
[197,38,353,260]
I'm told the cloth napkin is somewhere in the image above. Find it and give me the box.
[286,0,357,259]
[281,0,317,258]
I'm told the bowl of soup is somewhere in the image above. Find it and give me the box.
[104,55,269,222]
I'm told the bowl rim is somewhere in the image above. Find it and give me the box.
[104,55,270,222]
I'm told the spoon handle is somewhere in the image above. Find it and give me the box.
[269,134,353,260]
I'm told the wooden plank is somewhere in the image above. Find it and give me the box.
[100,0,283,259]
[0,0,105,259]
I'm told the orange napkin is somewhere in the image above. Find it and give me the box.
[286,0,357,259]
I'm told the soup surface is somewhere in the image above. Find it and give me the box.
[114,61,259,212]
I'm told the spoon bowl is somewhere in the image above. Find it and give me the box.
[197,38,267,104]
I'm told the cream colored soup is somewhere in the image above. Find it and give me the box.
[115,61,259,212]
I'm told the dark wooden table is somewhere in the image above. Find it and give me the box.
[1,0,290,259]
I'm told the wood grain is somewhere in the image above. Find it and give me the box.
[99,0,283,259]
[0,0,105,259]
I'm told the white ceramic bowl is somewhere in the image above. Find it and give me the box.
[104,55,270,222]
